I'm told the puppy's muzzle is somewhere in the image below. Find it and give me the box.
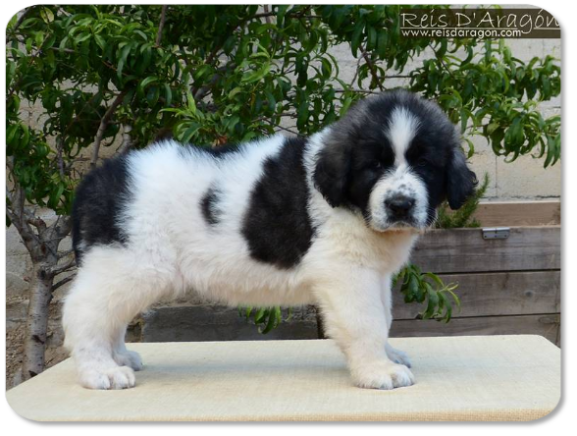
[385,195,415,222]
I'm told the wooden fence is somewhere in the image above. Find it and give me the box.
[391,201,561,344]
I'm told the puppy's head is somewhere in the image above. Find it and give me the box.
[313,90,477,231]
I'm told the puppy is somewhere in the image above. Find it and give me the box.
[63,90,476,390]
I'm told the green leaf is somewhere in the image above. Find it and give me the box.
[40,7,55,24]
[366,25,377,51]
[320,57,332,80]
[74,33,92,44]
[241,63,270,84]
[260,308,278,334]
[138,76,158,97]
[186,91,197,114]
[297,99,309,130]
[6,124,18,145]
[423,288,439,319]
[163,83,172,106]
[48,183,65,209]
[351,21,364,57]
[460,109,469,134]
[117,43,132,79]
[408,274,419,301]
[94,34,106,51]
[228,87,243,99]
[376,30,388,59]
[20,125,30,149]
[254,307,266,324]
[487,122,500,135]
[180,123,200,144]
[276,5,289,26]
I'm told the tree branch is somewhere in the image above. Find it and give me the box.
[53,215,73,240]
[334,89,380,95]
[155,5,168,47]
[90,90,128,168]
[51,275,76,293]
[26,216,47,233]
[274,125,299,135]
[349,56,363,88]
[361,48,384,92]
[262,5,272,24]
[57,248,74,260]
[56,136,65,177]
[118,124,133,154]
[430,42,457,81]
[50,257,76,276]
[6,181,43,261]
[193,63,235,101]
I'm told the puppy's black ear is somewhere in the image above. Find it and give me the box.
[446,147,477,210]
[313,142,351,208]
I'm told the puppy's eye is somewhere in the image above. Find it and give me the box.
[372,162,383,170]
[417,159,427,167]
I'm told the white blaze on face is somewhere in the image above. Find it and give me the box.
[387,107,420,167]
[368,107,428,231]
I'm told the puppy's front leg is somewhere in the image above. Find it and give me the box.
[315,269,415,390]
[381,275,412,368]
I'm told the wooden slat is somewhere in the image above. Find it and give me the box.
[411,226,560,273]
[472,201,561,227]
[137,306,319,342]
[390,314,561,345]
[393,271,561,319]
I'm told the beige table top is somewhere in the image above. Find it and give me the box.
[6,335,560,422]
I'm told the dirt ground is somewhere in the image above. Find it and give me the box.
[6,298,68,389]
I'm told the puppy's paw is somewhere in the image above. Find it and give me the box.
[386,343,412,368]
[79,365,136,390]
[352,361,415,390]
[114,350,143,371]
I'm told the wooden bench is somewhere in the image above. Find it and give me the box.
[7,335,560,422]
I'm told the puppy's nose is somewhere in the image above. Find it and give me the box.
[385,195,415,219]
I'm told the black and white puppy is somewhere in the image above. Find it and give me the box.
[63,90,476,390]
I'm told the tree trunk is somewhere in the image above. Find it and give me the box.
[21,263,55,380]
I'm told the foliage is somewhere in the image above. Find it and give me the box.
[410,39,561,165]
[6,5,561,337]
[7,5,561,215]
[393,264,460,323]
[239,306,292,334]
[436,173,490,229]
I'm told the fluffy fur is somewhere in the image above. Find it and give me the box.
[63,90,476,390]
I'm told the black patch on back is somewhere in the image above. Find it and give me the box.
[242,137,315,269]
[72,156,131,265]
[201,185,222,226]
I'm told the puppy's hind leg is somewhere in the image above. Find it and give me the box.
[63,247,171,389]
[63,277,135,390]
